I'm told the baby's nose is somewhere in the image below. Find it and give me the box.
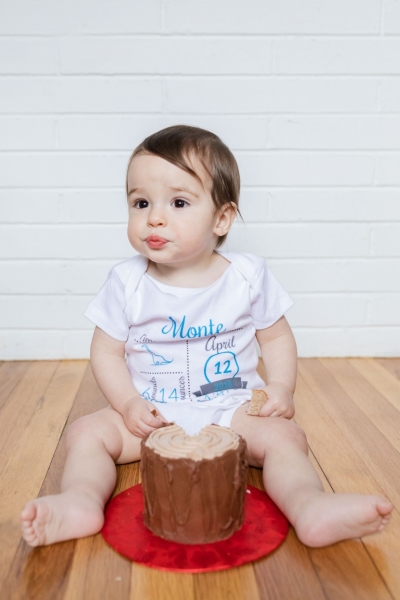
[148,207,166,226]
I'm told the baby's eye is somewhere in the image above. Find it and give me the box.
[133,199,149,209]
[173,199,189,208]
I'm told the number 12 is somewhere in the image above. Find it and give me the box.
[215,360,232,375]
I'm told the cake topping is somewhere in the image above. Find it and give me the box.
[144,424,239,461]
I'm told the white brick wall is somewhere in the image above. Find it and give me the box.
[0,0,399,359]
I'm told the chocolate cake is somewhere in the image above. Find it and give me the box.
[140,424,248,544]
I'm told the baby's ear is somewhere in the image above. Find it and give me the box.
[214,202,237,236]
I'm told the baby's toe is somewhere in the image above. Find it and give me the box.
[21,500,37,522]
[376,498,393,517]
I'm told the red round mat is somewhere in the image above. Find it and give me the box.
[101,484,289,572]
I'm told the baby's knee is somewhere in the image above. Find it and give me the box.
[65,410,124,460]
[266,418,308,454]
[65,414,96,449]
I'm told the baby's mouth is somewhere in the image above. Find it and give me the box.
[146,235,169,249]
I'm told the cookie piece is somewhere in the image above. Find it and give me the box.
[247,389,268,416]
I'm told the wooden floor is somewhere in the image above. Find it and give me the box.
[1,358,400,599]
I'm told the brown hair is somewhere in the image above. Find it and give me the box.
[126,125,241,248]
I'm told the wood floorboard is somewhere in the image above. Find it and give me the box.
[349,359,400,412]
[1,359,400,599]
[129,567,195,600]
[299,360,400,507]
[3,361,88,600]
[0,361,59,467]
[0,361,31,411]
[0,361,60,589]
[297,361,400,598]
[296,373,400,599]
[321,358,400,455]
[376,359,400,381]
[194,565,260,600]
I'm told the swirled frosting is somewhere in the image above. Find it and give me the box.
[144,424,239,461]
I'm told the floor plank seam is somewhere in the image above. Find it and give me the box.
[361,541,397,600]
[37,364,89,499]
[306,549,331,600]
[307,446,335,493]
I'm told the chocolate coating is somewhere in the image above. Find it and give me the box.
[140,426,248,544]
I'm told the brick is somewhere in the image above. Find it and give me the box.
[60,37,273,75]
[0,225,132,259]
[0,330,92,360]
[0,153,127,187]
[266,190,400,222]
[368,294,400,325]
[289,294,368,327]
[166,77,379,114]
[59,190,128,223]
[266,116,400,150]
[0,39,58,74]
[0,117,55,150]
[0,0,162,34]
[384,0,400,33]
[292,327,400,357]
[225,223,370,257]
[371,225,400,256]
[380,78,400,112]
[275,39,400,75]
[0,77,163,113]
[267,259,400,293]
[0,330,64,360]
[237,189,270,222]
[0,260,117,294]
[237,152,374,186]
[376,154,400,185]
[64,330,93,359]
[0,295,90,329]
[56,115,269,150]
[0,191,60,223]
[0,190,126,224]
[165,0,381,34]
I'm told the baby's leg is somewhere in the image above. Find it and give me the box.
[21,406,141,547]
[230,405,393,547]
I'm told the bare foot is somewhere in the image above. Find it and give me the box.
[294,492,393,548]
[21,492,104,547]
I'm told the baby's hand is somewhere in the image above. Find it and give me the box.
[258,383,295,419]
[121,396,169,438]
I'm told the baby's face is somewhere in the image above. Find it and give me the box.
[127,153,223,267]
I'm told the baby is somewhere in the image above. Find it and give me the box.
[21,125,392,547]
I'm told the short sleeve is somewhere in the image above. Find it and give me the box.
[250,263,294,329]
[84,269,129,341]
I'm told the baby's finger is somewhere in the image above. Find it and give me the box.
[135,424,155,438]
[267,410,282,418]
[143,401,168,422]
[142,410,166,429]
[135,418,162,437]
[148,406,169,423]
[258,402,277,417]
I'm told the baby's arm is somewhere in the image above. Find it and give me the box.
[90,327,167,437]
[255,316,297,418]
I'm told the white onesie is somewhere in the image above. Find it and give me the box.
[84,251,294,434]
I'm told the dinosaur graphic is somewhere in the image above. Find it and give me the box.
[141,344,173,366]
